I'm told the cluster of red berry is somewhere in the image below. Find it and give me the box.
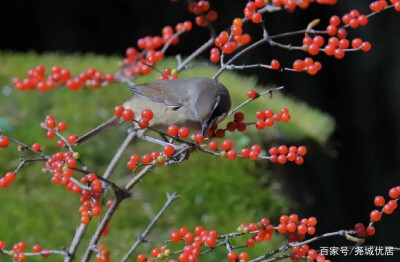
[135,215,324,262]
[13,65,114,92]
[0,171,15,189]
[95,244,110,262]
[292,57,322,74]
[138,226,221,262]
[78,173,107,224]
[210,20,252,63]
[255,108,291,129]
[119,20,192,78]
[370,186,400,222]
[47,152,81,193]
[243,0,266,23]
[269,145,307,165]
[0,241,50,261]
[370,0,399,11]
[271,0,337,12]
[159,67,179,80]
[187,1,217,27]
[114,105,154,130]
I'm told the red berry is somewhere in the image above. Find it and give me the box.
[277,155,287,164]
[138,119,149,129]
[163,145,175,157]
[5,172,15,183]
[366,225,375,236]
[114,105,124,117]
[293,60,305,72]
[141,109,153,121]
[329,15,341,26]
[57,121,67,131]
[370,210,382,222]
[361,42,371,52]
[234,112,245,122]
[167,125,179,136]
[334,48,345,59]
[67,135,78,144]
[208,141,219,150]
[389,187,400,199]
[122,109,134,121]
[238,252,249,261]
[178,127,190,138]
[374,196,385,207]
[222,140,233,151]
[297,146,307,156]
[227,149,237,160]
[295,156,304,165]
[271,59,280,70]
[307,43,320,56]
[227,251,238,262]
[170,231,181,243]
[141,154,153,164]
[251,12,262,23]
[278,145,288,155]
[247,89,257,99]
[32,143,41,152]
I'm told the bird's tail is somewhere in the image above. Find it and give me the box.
[74,116,120,145]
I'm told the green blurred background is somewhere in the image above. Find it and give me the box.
[1,0,400,261]
[0,53,334,261]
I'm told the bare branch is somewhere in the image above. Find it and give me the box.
[121,192,180,262]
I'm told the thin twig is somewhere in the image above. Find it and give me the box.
[228,86,284,116]
[121,192,180,262]
[65,223,88,262]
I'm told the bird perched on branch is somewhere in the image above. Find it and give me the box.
[74,77,231,145]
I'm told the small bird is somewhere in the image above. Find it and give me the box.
[74,77,231,145]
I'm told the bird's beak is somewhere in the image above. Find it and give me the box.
[201,122,209,137]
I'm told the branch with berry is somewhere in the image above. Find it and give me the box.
[1,0,400,261]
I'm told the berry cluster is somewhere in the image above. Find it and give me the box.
[114,106,154,129]
[255,108,291,129]
[167,125,191,139]
[0,241,50,261]
[119,20,192,78]
[159,67,178,80]
[292,57,322,74]
[271,0,337,12]
[210,23,251,63]
[188,1,218,27]
[369,186,400,222]
[13,65,114,92]
[138,226,220,262]
[78,173,105,224]
[370,0,389,11]
[127,147,175,170]
[341,10,368,29]
[46,152,81,193]
[40,115,70,146]
[244,0,266,23]
[0,172,15,189]
[269,145,307,165]
[136,215,325,262]
[95,244,110,262]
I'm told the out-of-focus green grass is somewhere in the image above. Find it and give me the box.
[0,52,334,261]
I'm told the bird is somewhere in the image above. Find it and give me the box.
[74,77,231,145]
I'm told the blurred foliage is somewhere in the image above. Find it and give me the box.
[0,52,334,261]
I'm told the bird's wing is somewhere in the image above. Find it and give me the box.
[130,81,184,108]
